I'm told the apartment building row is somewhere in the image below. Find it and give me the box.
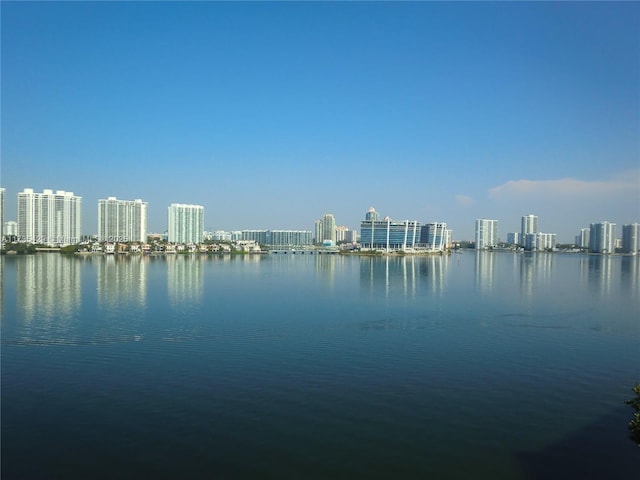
[475,214,639,254]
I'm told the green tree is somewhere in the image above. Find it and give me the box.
[625,384,640,446]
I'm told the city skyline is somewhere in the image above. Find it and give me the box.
[2,2,639,240]
[1,184,638,246]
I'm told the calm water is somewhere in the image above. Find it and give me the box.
[2,252,639,479]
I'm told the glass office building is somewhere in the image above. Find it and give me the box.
[419,222,448,251]
[360,217,421,251]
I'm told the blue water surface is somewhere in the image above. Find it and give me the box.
[2,252,639,479]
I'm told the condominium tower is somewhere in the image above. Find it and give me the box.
[315,213,336,244]
[576,228,590,249]
[0,188,4,245]
[520,214,538,246]
[365,206,379,222]
[589,221,616,254]
[17,188,82,246]
[240,230,313,246]
[524,232,557,251]
[168,204,204,243]
[622,223,639,254]
[98,197,148,242]
[475,219,499,249]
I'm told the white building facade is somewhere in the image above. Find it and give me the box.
[0,188,4,246]
[520,214,538,246]
[524,232,557,251]
[360,216,421,251]
[420,222,448,251]
[4,221,17,237]
[315,213,336,244]
[507,232,520,246]
[622,223,639,254]
[589,221,616,254]
[98,197,148,242]
[576,228,590,249]
[17,188,82,246]
[168,204,204,244]
[475,219,498,250]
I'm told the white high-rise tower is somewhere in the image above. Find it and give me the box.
[589,221,616,254]
[17,188,82,246]
[475,218,499,250]
[168,204,204,243]
[520,215,538,246]
[98,197,148,242]
[315,213,336,244]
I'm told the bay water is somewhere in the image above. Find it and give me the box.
[2,252,639,479]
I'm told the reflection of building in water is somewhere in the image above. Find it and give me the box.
[621,256,639,296]
[474,251,496,293]
[519,254,535,299]
[360,255,447,298]
[418,255,447,295]
[0,259,4,320]
[315,253,337,288]
[519,253,554,299]
[97,255,147,310]
[586,255,613,295]
[17,254,81,324]
[167,255,203,305]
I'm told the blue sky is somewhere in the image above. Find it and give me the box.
[2,1,638,242]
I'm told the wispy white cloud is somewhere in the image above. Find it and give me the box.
[455,194,475,206]
[488,170,640,199]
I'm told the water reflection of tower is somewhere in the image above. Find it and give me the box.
[587,255,613,296]
[17,254,81,324]
[0,258,4,320]
[519,253,554,299]
[167,255,203,305]
[97,255,147,310]
[533,253,554,286]
[359,256,394,298]
[474,251,496,294]
[621,256,639,297]
[519,254,535,299]
[418,255,447,296]
[359,255,445,298]
[315,253,336,289]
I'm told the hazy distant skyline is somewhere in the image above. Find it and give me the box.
[2,2,638,241]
